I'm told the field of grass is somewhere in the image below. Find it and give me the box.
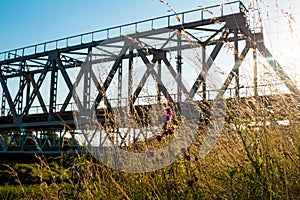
[0,95,299,199]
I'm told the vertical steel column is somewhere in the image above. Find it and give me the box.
[26,74,31,111]
[177,31,182,103]
[202,46,207,99]
[49,59,58,120]
[1,75,6,116]
[118,61,122,107]
[127,48,134,147]
[234,29,240,97]
[17,63,25,115]
[117,59,123,145]
[128,47,133,105]
[83,68,91,109]
[83,49,92,110]
[157,59,162,103]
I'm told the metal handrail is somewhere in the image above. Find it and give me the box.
[0,1,247,62]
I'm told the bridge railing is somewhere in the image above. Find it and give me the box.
[0,1,247,62]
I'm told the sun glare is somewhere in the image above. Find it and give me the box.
[256,0,300,85]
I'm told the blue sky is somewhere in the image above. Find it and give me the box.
[0,0,219,52]
[0,0,299,52]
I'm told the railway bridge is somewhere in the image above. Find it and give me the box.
[0,1,299,156]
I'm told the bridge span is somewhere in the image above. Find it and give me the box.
[0,1,299,156]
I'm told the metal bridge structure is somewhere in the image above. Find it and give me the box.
[0,1,299,156]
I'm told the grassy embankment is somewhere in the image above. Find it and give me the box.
[0,95,299,199]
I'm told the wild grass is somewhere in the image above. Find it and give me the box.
[1,1,300,199]
[0,94,299,199]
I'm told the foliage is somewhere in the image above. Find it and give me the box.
[0,95,299,199]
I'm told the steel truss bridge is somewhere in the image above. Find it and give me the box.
[0,1,299,156]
